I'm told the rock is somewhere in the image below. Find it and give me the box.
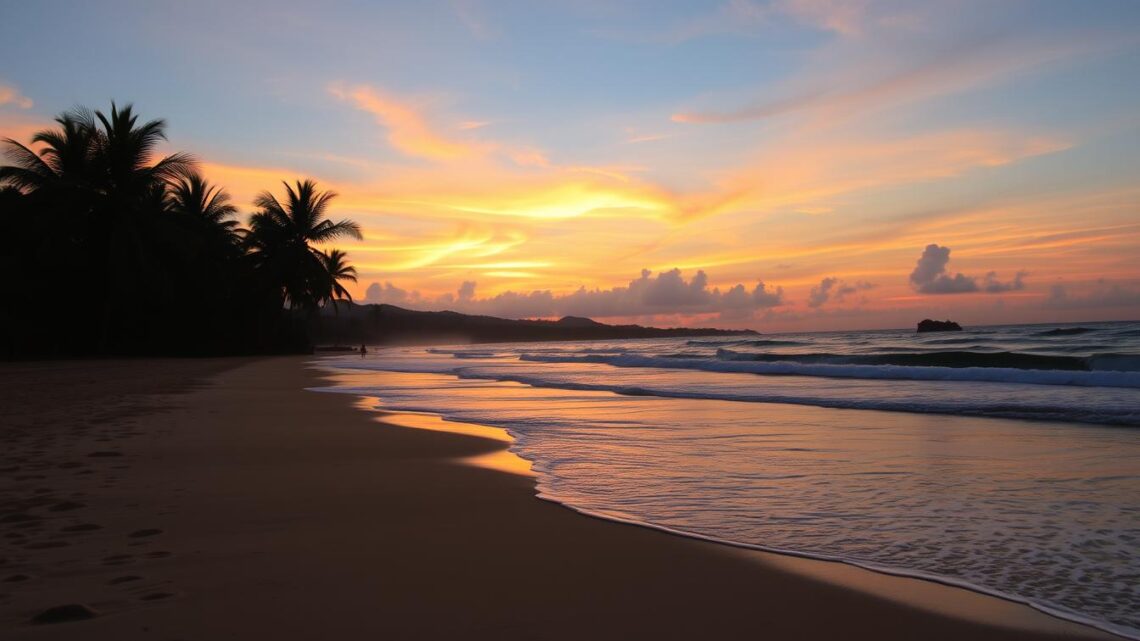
[31,603,98,624]
[917,319,962,333]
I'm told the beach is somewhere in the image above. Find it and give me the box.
[0,357,1118,640]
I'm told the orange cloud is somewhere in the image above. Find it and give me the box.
[329,84,483,160]
[457,120,491,130]
[625,133,670,144]
[717,128,1068,213]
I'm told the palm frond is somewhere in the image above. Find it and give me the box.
[310,218,363,242]
[0,139,56,190]
[149,152,197,182]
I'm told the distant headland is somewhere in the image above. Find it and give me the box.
[316,303,757,346]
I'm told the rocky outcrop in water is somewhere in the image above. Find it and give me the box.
[917,319,962,333]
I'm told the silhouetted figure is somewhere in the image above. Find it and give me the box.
[360,344,368,358]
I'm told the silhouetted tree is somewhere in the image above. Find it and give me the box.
[0,108,98,193]
[0,102,362,358]
[318,248,357,312]
[167,171,238,230]
[246,179,362,312]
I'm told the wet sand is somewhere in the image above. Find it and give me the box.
[0,357,1117,639]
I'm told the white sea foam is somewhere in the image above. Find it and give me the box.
[518,352,1140,389]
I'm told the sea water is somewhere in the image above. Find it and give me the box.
[320,321,1140,637]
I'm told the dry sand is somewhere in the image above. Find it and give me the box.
[0,357,1119,640]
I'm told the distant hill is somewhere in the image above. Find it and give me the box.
[316,303,757,345]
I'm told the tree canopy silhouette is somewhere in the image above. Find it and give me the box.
[247,179,362,312]
[0,102,361,358]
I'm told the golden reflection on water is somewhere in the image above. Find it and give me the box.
[460,448,535,476]
[349,394,533,476]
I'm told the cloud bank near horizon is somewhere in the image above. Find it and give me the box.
[364,268,785,321]
[909,244,1025,295]
[808,277,877,308]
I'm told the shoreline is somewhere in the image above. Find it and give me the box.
[0,357,1120,639]
[323,380,1129,640]
[535,489,1131,640]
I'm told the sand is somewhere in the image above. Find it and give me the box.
[0,357,1118,640]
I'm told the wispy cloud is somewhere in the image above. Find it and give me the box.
[716,128,1069,214]
[329,84,485,160]
[451,0,498,40]
[598,0,873,45]
[604,0,770,45]
[673,9,1136,125]
[775,0,870,35]
[624,129,671,144]
[0,83,33,109]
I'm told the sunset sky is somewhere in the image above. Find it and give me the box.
[2,0,1139,331]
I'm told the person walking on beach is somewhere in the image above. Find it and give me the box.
[360,344,368,358]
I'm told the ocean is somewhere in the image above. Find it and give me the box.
[319,320,1140,637]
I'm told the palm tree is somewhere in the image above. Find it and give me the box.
[0,101,365,357]
[80,104,197,351]
[246,179,362,311]
[91,103,194,202]
[167,170,241,246]
[0,107,97,193]
[318,249,357,312]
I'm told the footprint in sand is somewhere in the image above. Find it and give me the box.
[102,554,133,565]
[23,541,69,550]
[0,513,41,524]
[30,603,99,624]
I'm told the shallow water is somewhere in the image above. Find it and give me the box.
[320,321,1140,637]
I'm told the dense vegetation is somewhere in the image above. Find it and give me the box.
[0,103,361,358]
[314,303,758,346]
